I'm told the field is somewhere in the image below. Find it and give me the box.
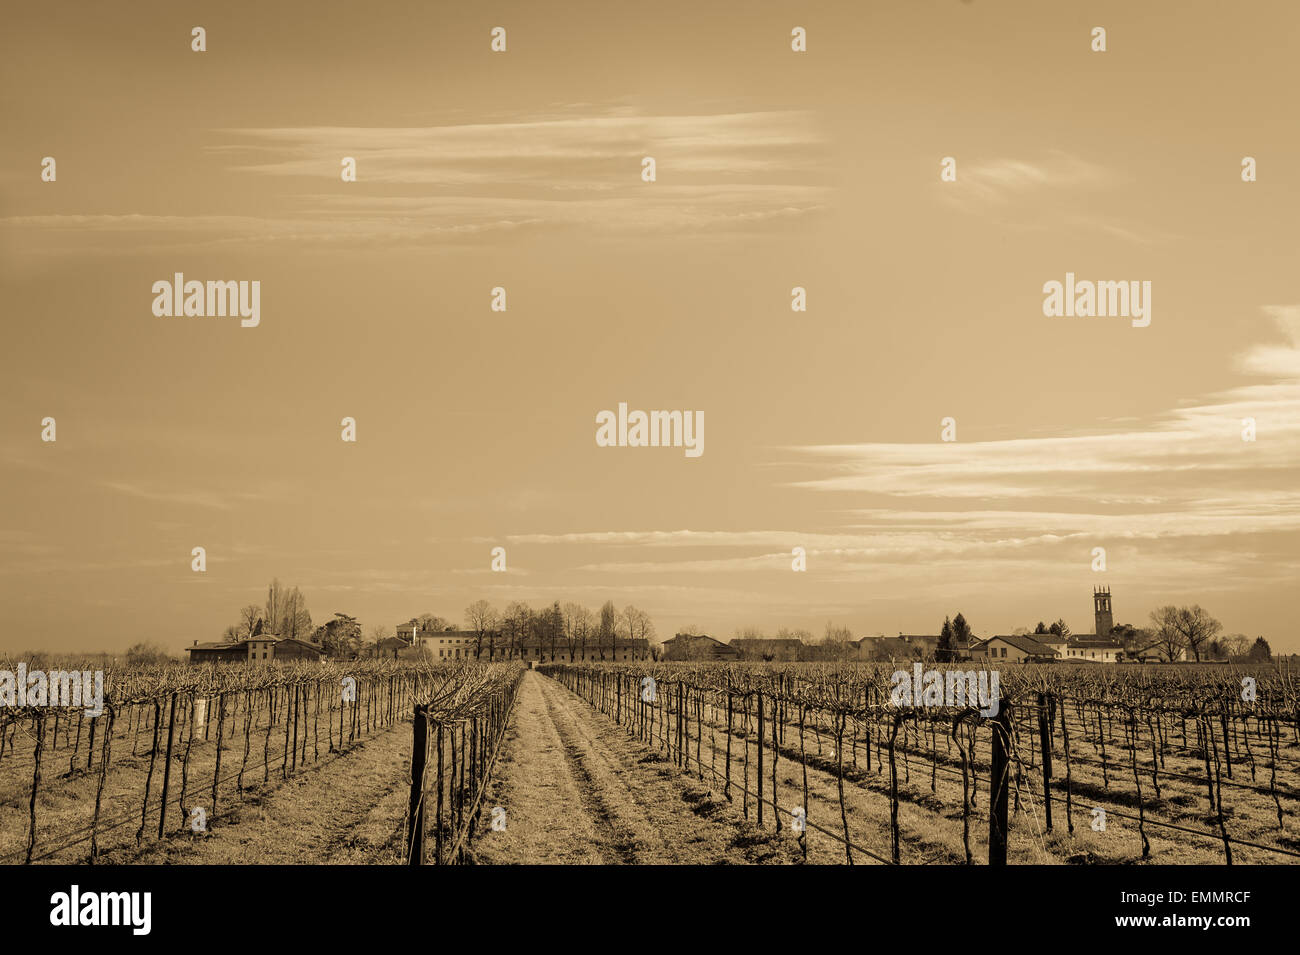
[2,658,1297,865]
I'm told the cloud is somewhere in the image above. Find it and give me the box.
[944,152,1113,205]
[935,152,1165,244]
[99,480,287,511]
[1,109,828,253]
[1236,305,1300,378]
[218,111,824,185]
[482,307,1300,585]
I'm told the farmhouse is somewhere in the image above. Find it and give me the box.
[187,635,324,664]
[399,626,489,660]
[393,624,650,662]
[969,634,1059,664]
[1060,637,1122,663]
[1036,633,1068,656]
[517,635,650,663]
[661,633,740,662]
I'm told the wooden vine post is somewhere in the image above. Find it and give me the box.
[988,697,1011,865]
[406,705,428,865]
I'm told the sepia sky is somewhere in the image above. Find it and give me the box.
[2,0,1299,654]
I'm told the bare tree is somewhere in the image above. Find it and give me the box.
[599,600,619,661]
[823,621,855,661]
[562,602,588,662]
[574,605,594,660]
[239,604,262,637]
[265,579,285,636]
[546,602,564,662]
[1225,633,1252,660]
[465,600,498,660]
[1148,606,1189,662]
[528,607,547,662]
[264,579,311,639]
[501,601,531,660]
[127,642,174,665]
[1174,605,1222,663]
[417,613,454,632]
[622,605,655,655]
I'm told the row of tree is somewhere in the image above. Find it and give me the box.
[213,585,661,662]
[397,599,657,663]
[1147,605,1270,662]
[218,579,376,658]
[722,623,859,661]
[220,579,313,643]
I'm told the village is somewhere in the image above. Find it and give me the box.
[180,585,1270,668]
[658,587,1268,665]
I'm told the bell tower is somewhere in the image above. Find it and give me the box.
[1093,585,1114,639]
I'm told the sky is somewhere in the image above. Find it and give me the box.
[2,0,1298,654]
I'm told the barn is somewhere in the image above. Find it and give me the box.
[186,635,324,664]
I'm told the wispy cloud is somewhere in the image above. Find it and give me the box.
[2,109,828,253]
[219,111,824,185]
[934,151,1167,244]
[482,307,1300,584]
[942,152,1113,205]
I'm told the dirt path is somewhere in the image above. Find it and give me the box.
[109,721,412,865]
[471,671,797,864]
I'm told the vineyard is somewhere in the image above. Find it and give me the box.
[4,656,1298,866]
[539,661,1300,865]
[0,658,522,865]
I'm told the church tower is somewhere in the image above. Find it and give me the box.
[1093,585,1114,639]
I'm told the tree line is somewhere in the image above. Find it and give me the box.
[397,599,657,662]
[217,579,364,658]
[211,584,660,662]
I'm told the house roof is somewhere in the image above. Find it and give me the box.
[274,638,323,651]
[1067,635,1122,649]
[187,635,323,654]
[665,633,726,645]
[982,634,1058,656]
[664,634,738,657]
